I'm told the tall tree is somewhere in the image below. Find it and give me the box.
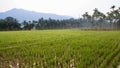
[5,17,20,30]
[111,5,115,11]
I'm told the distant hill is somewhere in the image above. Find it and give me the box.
[0,8,72,22]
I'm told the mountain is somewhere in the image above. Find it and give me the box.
[0,8,72,22]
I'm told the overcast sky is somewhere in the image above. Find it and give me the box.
[0,0,120,18]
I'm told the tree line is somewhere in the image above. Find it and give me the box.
[0,5,120,30]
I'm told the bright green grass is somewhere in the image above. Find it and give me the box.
[0,29,120,68]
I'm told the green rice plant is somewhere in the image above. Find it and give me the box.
[0,29,120,68]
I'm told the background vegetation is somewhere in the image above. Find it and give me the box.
[0,6,120,30]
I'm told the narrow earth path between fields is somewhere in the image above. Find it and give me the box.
[107,43,120,68]
[108,50,119,67]
[98,42,120,68]
[117,63,120,68]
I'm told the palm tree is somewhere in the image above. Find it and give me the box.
[82,12,89,19]
[111,5,115,11]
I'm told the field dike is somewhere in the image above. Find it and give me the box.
[118,64,120,68]
[107,43,120,68]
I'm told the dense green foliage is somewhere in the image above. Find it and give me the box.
[0,17,21,31]
[0,29,120,68]
[0,6,120,30]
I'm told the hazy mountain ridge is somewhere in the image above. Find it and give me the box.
[0,8,72,22]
